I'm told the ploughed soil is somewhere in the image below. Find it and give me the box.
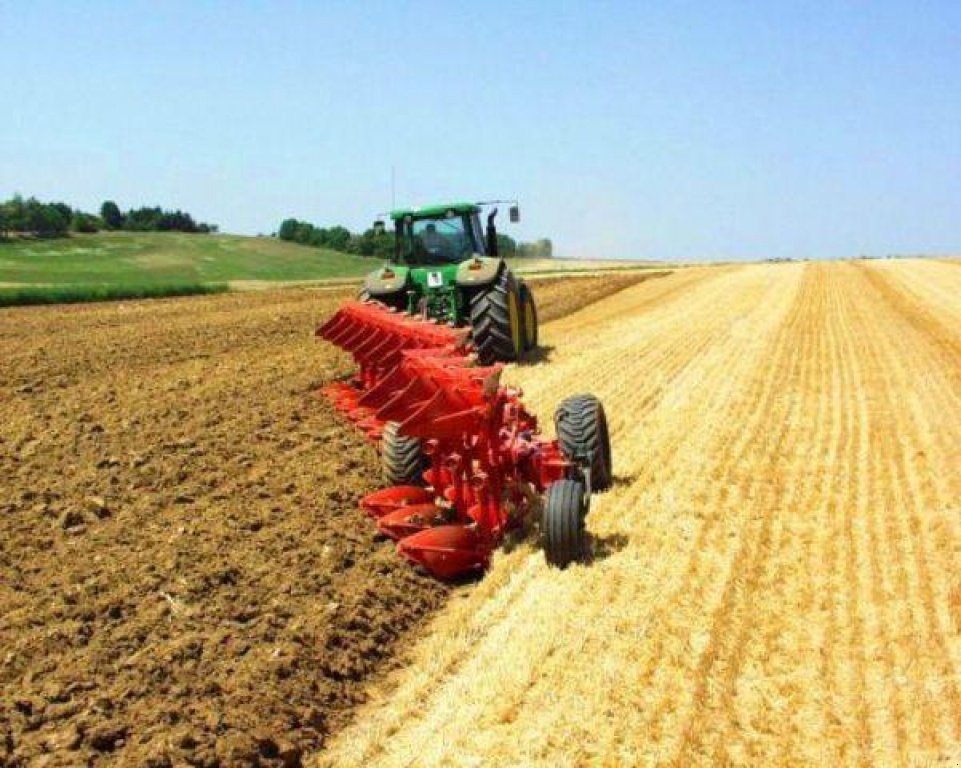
[531,270,669,323]
[0,271,662,767]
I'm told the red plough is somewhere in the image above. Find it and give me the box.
[316,300,613,579]
[316,300,468,439]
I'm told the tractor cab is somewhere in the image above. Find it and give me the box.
[392,203,486,265]
[361,199,535,363]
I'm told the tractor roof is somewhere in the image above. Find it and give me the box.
[389,202,480,221]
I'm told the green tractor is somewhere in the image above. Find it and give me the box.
[360,201,538,365]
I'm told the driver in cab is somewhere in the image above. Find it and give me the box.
[419,223,450,260]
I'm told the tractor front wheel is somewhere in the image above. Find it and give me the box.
[381,421,427,486]
[555,394,613,492]
[543,479,589,567]
[469,269,524,365]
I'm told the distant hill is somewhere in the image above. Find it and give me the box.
[0,231,377,288]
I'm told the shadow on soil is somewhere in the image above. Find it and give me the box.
[588,531,630,562]
[516,344,555,366]
[499,501,631,567]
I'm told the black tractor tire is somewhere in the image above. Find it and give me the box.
[519,281,538,352]
[381,421,427,486]
[543,478,588,568]
[555,394,613,492]
[469,268,524,365]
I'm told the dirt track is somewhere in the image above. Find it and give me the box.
[319,260,961,767]
[0,272,653,767]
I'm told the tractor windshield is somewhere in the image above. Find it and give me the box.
[402,215,474,265]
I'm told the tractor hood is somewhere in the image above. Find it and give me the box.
[455,256,501,287]
[364,264,409,296]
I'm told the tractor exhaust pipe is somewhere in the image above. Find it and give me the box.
[486,208,498,258]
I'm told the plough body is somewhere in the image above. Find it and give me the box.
[317,300,606,579]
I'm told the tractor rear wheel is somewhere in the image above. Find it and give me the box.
[555,394,613,492]
[381,421,427,486]
[543,478,588,567]
[469,268,524,365]
[519,281,538,352]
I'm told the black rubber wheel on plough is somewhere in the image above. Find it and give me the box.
[381,421,427,486]
[469,268,523,365]
[555,394,613,492]
[543,479,588,568]
[519,281,538,352]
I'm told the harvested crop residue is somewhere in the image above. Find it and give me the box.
[318,261,961,768]
[527,269,669,323]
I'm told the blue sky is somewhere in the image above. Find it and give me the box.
[3,1,959,260]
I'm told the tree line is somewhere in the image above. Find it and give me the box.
[0,195,217,239]
[277,218,392,258]
[276,217,553,259]
[492,233,554,259]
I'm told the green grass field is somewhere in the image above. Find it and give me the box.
[0,231,658,306]
[0,232,379,305]
[0,232,376,285]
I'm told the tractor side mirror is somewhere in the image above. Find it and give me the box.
[509,205,520,223]
[373,220,385,235]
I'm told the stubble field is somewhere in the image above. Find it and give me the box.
[2,260,959,767]
[319,259,961,768]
